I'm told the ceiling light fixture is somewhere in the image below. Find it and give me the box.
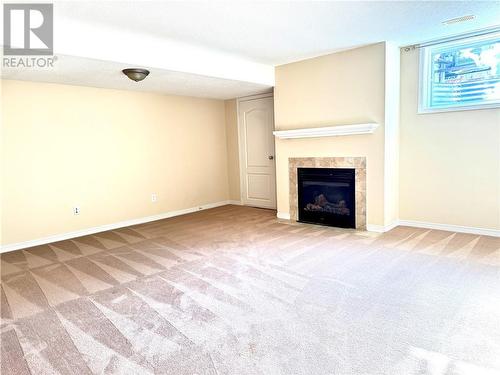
[442,15,476,25]
[122,68,150,82]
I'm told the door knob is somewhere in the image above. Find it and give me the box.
[268,155,274,160]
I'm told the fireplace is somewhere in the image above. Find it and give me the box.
[289,158,365,229]
[297,168,356,228]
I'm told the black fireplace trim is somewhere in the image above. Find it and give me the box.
[297,167,356,229]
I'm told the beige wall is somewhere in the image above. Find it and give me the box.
[400,49,500,230]
[274,43,387,226]
[1,80,230,245]
[274,42,499,231]
[383,43,400,227]
[4,43,497,246]
[224,99,241,201]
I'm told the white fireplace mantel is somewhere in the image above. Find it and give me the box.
[273,123,379,139]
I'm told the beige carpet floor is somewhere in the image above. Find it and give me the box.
[1,205,499,375]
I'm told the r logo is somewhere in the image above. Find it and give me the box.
[3,3,53,55]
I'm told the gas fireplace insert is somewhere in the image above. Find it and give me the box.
[297,167,355,228]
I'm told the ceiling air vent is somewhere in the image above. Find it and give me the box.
[442,15,476,25]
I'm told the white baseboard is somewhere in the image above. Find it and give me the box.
[398,220,500,237]
[275,215,499,237]
[277,212,291,220]
[227,200,243,205]
[5,205,498,253]
[366,221,399,233]
[0,200,233,253]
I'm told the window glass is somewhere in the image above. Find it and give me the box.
[420,36,500,112]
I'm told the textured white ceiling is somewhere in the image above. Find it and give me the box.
[56,1,500,65]
[1,55,272,100]
[2,1,498,99]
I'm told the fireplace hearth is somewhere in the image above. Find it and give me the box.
[298,168,355,228]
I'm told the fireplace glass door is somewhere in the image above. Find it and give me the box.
[297,168,355,228]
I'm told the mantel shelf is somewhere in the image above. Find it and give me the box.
[273,123,379,139]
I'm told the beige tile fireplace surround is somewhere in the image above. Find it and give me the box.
[289,157,366,230]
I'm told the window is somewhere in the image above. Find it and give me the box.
[419,34,500,113]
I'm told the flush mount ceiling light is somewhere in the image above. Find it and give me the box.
[442,15,476,25]
[122,68,150,82]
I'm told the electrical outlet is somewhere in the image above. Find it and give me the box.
[151,193,157,203]
[73,206,80,215]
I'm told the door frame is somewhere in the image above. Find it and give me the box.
[236,92,277,209]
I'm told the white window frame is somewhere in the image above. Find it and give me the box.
[418,33,500,114]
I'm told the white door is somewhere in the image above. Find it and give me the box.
[238,96,276,209]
